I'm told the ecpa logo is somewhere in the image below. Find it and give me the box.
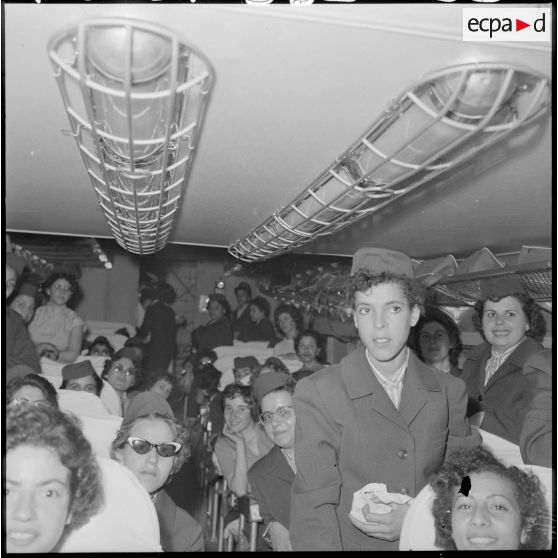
[463,8,550,42]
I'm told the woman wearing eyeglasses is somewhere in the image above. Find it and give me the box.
[28,272,85,364]
[110,392,204,552]
[101,348,141,416]
[248,372,297,551]
[6,373,59,409]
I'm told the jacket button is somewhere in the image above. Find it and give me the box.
[397,449,408,459]
[478,395,483,401]
[400,487,409,495]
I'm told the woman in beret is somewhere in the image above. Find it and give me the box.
[60,361,103,397]
[111,392,203,552]
[460,276,546,444]
[292,329,328,381]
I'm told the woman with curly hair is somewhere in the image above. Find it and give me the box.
[431,445,549,550]
[110,391,203,552]
[411,306,463,376]
[6,373,59,409]
[461,276,547,444]
[272,304,304,358]
[28,271,85,363]
[6,404,102,553]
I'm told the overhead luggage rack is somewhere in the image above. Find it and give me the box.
[431,261,552,306]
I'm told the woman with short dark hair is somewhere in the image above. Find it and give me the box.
[410,307,463,376]
[272,304,304,358]
[101,348,141,416]
[28,271,85,363]
[238,296,277,346]
[213,384,274,497]
[461,277,546,443]
[6,404,102,553]
[192,293,233,352]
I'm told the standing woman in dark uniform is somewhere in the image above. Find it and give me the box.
[231,282,253,340]
[461,277,546,444]
[137,282,177,373]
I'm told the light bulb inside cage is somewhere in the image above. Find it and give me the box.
[48,18,214,255]
[229,62,549,263]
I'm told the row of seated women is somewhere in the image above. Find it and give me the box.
[9,267,177,378]
[5,270,551,552]
[7,351,550,553]
[5,378,203,553]
[192,282,307,360]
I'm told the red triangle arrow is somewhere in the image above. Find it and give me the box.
[516,19,530,32]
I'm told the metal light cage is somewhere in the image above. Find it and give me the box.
[228,62,550,263]
[48,18,214,255]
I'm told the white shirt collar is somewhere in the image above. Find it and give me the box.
[365,347,410,385]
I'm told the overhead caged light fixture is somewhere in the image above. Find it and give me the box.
[228,62,550,263]
[48,18,214,255]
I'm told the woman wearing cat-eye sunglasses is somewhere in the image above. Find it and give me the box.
[110,392,204,552]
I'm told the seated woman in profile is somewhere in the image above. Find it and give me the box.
[411,306,463,376]
[6,373,59,409]
[237,296,277,346]
[28,272,86,364]
[431,445,549,551]
[292,329,329,381]
[5,403,102,553]
[100,348,141,416]
[110,392,204,552]
[60,361,104,397]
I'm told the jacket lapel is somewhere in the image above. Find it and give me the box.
[400,352,442,426]
[264,446,294,483]
[343,347,407,431]
[485,337,542,391]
